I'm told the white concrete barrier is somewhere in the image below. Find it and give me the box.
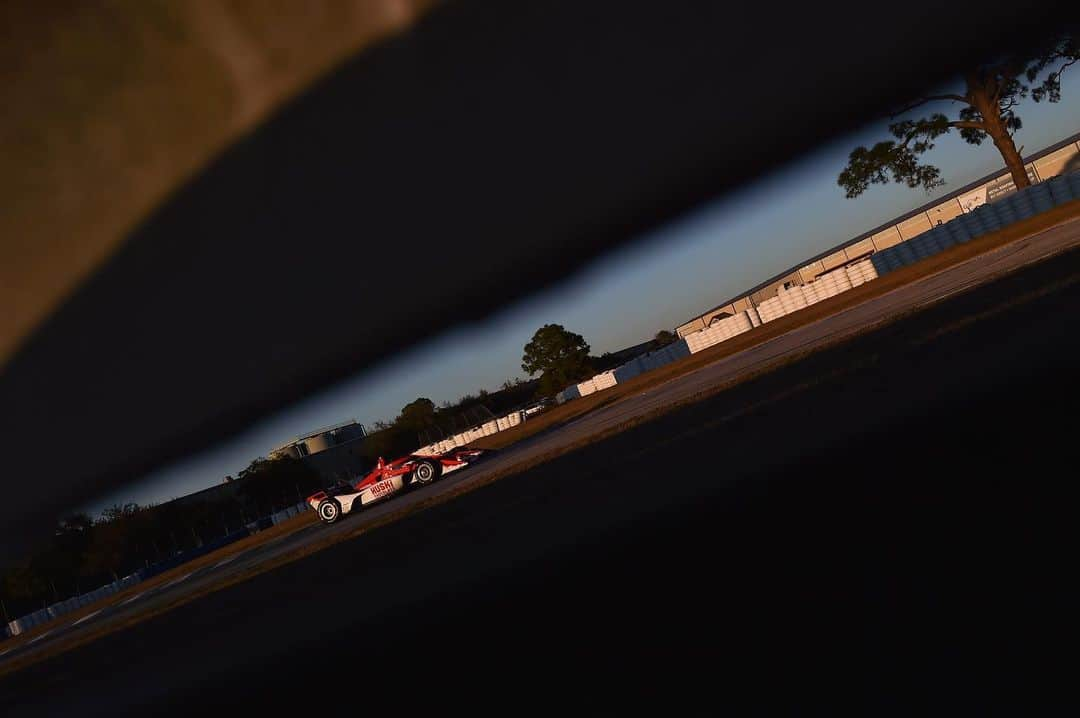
[832,268,853,292]
[577,379,598,397]
[593,371,618,390]
[757,296,785,323]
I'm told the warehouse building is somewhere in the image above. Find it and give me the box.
[676,131,1080,337]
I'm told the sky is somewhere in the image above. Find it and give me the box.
[86,70,1080,515]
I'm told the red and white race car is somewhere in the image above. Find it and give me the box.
[306,448,489,524]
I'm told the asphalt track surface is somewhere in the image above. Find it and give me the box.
[4,215,1079,673]
[1,218,1078,713]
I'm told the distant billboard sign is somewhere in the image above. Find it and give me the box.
[985,167,1039,203]
[957,185,989,213]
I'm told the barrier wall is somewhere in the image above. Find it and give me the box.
[756,296,786,323]
[676,136,1080,337]
[614,357,645,383]
[870,176,1078,279]
[557,384,581,405]
[687,311,755,354]
[270,501,309,526]
[6,572,144,638]
[587,172,1077,414]
[412,408,527,454]
[593,371,618,390]
[4,521,264,638]
[577,378,598,397]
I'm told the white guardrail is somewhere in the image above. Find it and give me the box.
[5,573,143,638]
[414,409,525,455]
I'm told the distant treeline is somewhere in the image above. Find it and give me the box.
[325,335,672,463]
[0,457,321,620]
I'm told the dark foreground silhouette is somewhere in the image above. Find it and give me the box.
[2,247,1077,715]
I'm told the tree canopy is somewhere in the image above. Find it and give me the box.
[398,397,437,431]
[839,34,1078,198]
[522,324,594,396]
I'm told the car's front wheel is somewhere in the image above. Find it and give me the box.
[411,459,440,485]
[317,499,341,524]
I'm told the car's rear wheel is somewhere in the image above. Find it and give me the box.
[412,459,440,485]
[317,499,341,524]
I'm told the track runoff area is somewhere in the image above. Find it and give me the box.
[2,202,1079,678]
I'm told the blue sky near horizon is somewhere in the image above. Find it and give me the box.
[85,71,1080,516]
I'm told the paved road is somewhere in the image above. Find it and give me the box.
[2,218,1078,716]
[3,212,1078,671]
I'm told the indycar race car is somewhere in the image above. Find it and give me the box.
[307,448,489,524]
